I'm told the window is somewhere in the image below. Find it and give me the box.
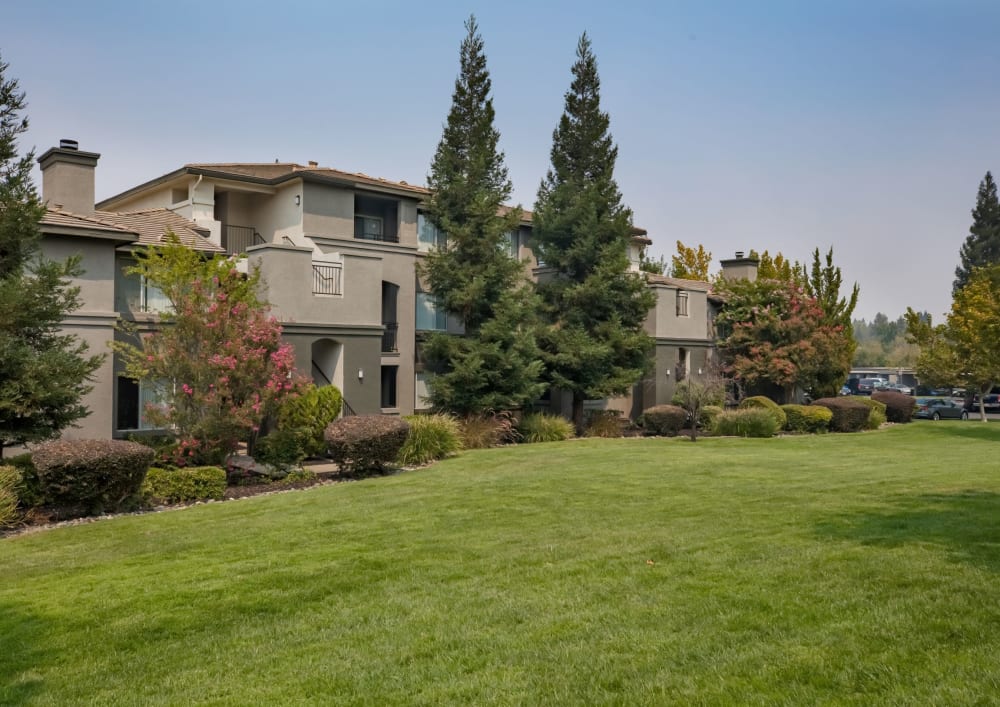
[416,292,447,331]
[116,259,171,314]
[354,214,383,241]
[417,213,447,252]
[381,366,398,409]
[676,348,688,382]
[503,231,518,257]
[117,378,168,431]
[676,290,689,317]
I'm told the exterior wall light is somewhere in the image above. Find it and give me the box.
[358,368,364,381]
[294,195,301,206]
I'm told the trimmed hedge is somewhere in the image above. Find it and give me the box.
[142,466,227,505]
[739,396,787,430]
[519,413,575,443]
[712,408,779,437]
[277,384,343,457]
[398,414,463,465]
[855,397,888,430]
[32,439,155,514]
[325,415,410,474]
[871,391,916,423]
[781,404,833,433]
[640,405,688,436]
[811,398,871,433]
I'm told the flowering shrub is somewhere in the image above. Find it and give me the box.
[32,439,155,515]
[115,236,306,464]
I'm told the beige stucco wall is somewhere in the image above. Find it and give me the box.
[302,182,353,238]
[649,285,711,340]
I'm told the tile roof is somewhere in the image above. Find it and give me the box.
[186,162,432,196]
[646,274,714,292]
[94,208,223,252]
[41,207,137,235]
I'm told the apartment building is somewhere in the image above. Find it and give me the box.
[37,140,726,440]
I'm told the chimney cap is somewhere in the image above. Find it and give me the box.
[308,160,319,168]
[735,250,745,258]
[59,138,79,151]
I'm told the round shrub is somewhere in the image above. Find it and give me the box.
[325,415,410,474]
[855,397,888,430]
[32,439,155,515]
[254,428,308,468]
[0,465,21,528]
[640,404,688,436]
[698,405,724,431]
[142,466,227,505]
[712,408,779,437]
[781,404,833,433]
[277,384,343,457]
[398,414,463,465]
[871,390,916,423]
[519,413,575,443]
[811,398,871,433]
[739,396,786,430]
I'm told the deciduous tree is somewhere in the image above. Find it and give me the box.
[532,33,655,430]
[0,55,103,457]
[670,241,712,280]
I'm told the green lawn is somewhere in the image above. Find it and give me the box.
[4,422,1000,705]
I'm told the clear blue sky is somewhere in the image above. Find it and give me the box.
[4,0,999,320]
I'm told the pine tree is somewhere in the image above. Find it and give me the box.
[954,171,1000,294]
[532,34,655,431]
[802,247,858,398]
[420,16,544,415]
[0,55,104,456]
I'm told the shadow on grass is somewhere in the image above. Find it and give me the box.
[0,602,51,703]
[816,491,1000,572]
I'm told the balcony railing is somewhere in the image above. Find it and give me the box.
[224,224,265,255]
[312,263,343,295]
[355,232,400,244]
[382,322,399,352]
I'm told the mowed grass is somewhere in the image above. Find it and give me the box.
[4,423,1000,705]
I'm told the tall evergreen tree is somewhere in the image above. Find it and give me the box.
[420,16,544,415]
[954,171,1000,294]
[532,34,655,431]
[802,247,859,398]
[0,55,104,456]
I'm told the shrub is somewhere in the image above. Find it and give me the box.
[781,404,833,433]
[142,466,227,505]
[855,397,888,430]
[871,391,916,423]
[398,414,463,465]
[698,405,724,431]
[0,465,21,528]
[32,439,155,515]
[460,412,519,449]
[712,408,780,437]
[739,396,787,430]
[811,398,871,433]
[254,428,308,468]
[5,453,44,507]
[325,415,410,474]
[519,413,575,443]
[277,384,343,457]
[584,410,624,438]
[640,405,688,436]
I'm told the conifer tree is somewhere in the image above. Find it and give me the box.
[420,16,544,415]
[955,171,1000,294]
[0,56,104,456]
[532,34,655,431]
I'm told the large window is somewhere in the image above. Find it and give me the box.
[416,292,447,331]
[417,213,447,252]
[354,214,383,241]
[116,258,171,314]
[117,378,168,431]
[503,230,518,258]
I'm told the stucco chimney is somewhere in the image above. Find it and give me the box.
[37,140,100,214]
[719,251,759,281]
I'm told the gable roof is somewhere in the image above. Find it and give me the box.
[40,207,139,242]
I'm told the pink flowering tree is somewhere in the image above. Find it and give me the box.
[115,234,304,464]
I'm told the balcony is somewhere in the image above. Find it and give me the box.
[382,322,398,352]
[224,224,264,255]
[312,262,343,295]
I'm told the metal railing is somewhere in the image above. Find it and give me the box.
[312,263,343,295]
[355,232,400,244]
[341,399,357,417]
[381,322,398,352]
[224,224,265,255]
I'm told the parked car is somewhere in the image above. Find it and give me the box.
[970,388,1000,412]
[914,397,969,420]
[857,378,887,395]
[884,382,913,395]
[839,385,852,396]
